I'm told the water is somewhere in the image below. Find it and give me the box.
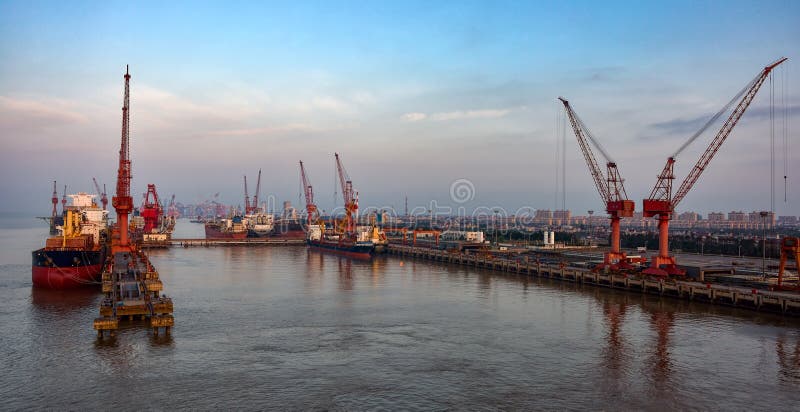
[2,218,800,410]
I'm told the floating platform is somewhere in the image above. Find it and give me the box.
[388,244,800,316]
[142,238,306,248]
[94,249,174,338]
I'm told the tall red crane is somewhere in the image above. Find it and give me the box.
[140,184,163,233]
[299,161,317,225]
[643,57,787,276]
[111,65,134,251]
[559,97,635,270]
[51,181,58,217]
[92,177,108,210]
[335,153,358,234]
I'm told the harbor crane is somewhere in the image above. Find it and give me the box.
[111,65,134,251]
[92,177,108,210]
[243,169,262,214]
[299,161,317,225]
[51,181,58,217]
[141,184,163,233]
[61,184,67,214]
[335,153,358,235]
[642,57,787,276]
[559,97,635,271]
[243,174,250,214]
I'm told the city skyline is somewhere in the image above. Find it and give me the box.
[1,1,798,216]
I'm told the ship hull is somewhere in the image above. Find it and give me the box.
[31,248,105,289]
[308,239,374,260]
[205,225,248,239]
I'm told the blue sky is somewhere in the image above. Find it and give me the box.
[1,1,798,217]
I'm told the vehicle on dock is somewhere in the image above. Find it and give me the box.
[31,192,109,289]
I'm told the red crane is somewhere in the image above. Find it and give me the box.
[560,97,635,271]
[111,65,134,251]
[51,181,58,217]
[643,57,787,276]
[61,184,67,214]
[140,184,163,233]
[335,153,358,234]
[299,161,317,225]
[92,177,108,210]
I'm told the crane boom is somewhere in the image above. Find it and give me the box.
[334,153,358,234]
[253,169,261,213]
[672,57,787,207]
[243,175,250,214]
[559,97,610,203]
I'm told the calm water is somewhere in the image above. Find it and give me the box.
[2,218,800,410]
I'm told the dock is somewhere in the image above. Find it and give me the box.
[142,238,307,248]
[387,244,800,316]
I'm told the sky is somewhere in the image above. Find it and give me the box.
[1,0,799,218]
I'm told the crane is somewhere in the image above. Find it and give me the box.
[559,97,635,271]
[252,169,262,214]
[243,174,251,214]
[643,57,787,276]
[61,184,67,214]
[334,153,358,235]
[92,177,108,210]
[51,181,58,217]
[299,161,317,225]
[111,65,134,251]
[141,184,163,233]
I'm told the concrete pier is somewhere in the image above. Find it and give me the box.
[387,244,800,316]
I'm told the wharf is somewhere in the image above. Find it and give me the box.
[142,238,306,248]
[93,249,174,338]
[387,244,800,316]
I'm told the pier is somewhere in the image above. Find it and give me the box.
[142,238,306,248]
[387,244,800,316]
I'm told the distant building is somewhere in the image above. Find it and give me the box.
[708,212,725,221]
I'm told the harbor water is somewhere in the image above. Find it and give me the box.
[2,216,799,409]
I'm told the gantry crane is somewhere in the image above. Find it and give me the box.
[92,177,108,210]
[776,237,800,291]
[334,153,358,235]
[140,184,163,233]
[559,97,635,270]
[299,161,317,225]
[643,57,787,276]
[111,65,134,252]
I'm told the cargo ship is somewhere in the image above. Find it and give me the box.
[307,224,375,259]
[31,193,109,289]
[205,215,248,239]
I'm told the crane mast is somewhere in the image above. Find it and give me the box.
[334,153,358,234]
[299,161,317,225]
[643,57,787,276]
[559,97,634,270]
[61,184,67,214]
[111,65,133,250]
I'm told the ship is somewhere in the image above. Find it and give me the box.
[31,192,109,289]
[245,213,275,237]
[205,215,248,239]
[307,224,375,259]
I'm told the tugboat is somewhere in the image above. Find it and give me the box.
[31,192,109,289]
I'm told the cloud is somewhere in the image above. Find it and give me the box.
[209,123,351,136]
[647,103,800,137]
[401,112,427,122]
[0,96,90,132]
[401,108,512,122]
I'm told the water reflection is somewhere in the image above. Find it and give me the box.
[30,287,99,315]
[776,334,800,383]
